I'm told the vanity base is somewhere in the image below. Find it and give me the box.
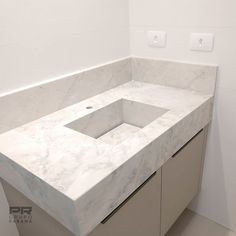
[3,127,208,236]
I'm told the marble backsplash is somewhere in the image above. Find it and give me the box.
[0,57,217,134]
[132,57,217,95]
[0,58,131,134]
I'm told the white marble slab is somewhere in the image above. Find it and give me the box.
[0,80,215,236]
[132,57,217,95]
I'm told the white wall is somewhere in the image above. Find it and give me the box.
[129,0,236,232]
[0,0,130,94]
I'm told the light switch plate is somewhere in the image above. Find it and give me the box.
[148,31,167,48]
[190,33,214,52]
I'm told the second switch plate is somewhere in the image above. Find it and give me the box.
[190,33,214,52]
[148,31,167,48]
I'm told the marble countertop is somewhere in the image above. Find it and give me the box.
[0,81,214,236]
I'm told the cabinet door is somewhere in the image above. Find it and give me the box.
[88,170,161,236]
[161,130,205,236]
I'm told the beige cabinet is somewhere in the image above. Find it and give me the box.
[89,170,162,236]
[161,130,206,236]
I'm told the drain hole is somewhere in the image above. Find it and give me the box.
[86,106,93,110]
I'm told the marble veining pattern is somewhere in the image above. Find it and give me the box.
[0,80,214,236]
[132,57,217,95]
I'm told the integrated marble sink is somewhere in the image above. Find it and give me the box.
[0,81,214,236]
[66,99,168,145]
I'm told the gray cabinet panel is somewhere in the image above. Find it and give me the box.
[161,130,206,236]
[89,170,162,236]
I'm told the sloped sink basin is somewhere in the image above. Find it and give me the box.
[66,99,168,145]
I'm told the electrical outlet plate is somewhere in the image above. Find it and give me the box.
[190,33,214,52]
[147,31,167,48]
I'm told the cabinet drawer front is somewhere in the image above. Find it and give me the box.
[89,170,162,236]
[161,130,205,236]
